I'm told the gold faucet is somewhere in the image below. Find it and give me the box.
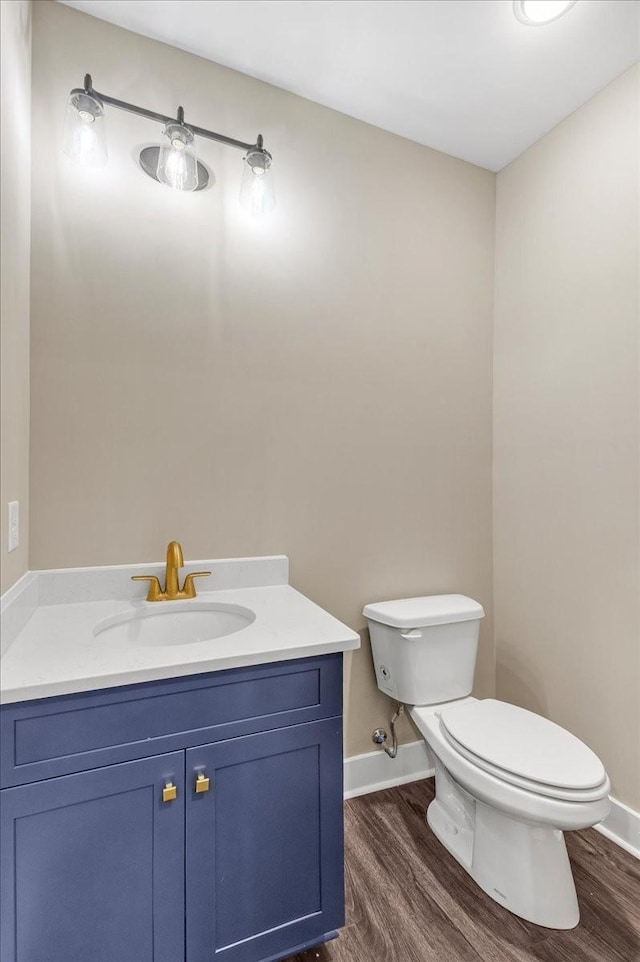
[132,541,211,601]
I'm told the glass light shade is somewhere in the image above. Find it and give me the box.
[513,0,578,25]
[61,91,108,167]
[156,123,198,191]
[239,150,275,218]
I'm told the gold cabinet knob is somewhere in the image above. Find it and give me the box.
[162,781,178,803]
[195,772,210,793]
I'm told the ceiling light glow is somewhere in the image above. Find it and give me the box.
[513,0,578,26]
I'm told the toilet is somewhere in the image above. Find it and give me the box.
[363,594,610,930]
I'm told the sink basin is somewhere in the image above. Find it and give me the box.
[94,602,256,647]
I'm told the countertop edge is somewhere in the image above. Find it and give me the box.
[0,633,361,705]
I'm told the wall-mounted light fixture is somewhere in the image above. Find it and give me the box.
[62,74,275,215]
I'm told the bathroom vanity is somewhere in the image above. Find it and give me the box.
[0,556,359,962]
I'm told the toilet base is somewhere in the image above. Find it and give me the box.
[428,759,580,929]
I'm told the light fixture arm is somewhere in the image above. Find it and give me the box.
[75,73,265,154]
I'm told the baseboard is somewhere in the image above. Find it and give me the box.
[344,739,435,799]
[594,796,640,859]
[343,746,639,861]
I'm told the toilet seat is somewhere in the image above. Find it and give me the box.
[411,702,611,830]
[439,724,609,802]
[438,699,608,802]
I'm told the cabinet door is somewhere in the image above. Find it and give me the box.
[0,753,185,962]
[186,719,344,962]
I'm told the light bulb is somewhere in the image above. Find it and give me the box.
[156,123,198,191]
[61,91,108,167]
[239,149,275,218]
[513,0,578,25]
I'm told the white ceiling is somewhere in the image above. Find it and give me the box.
[59,0,639,171]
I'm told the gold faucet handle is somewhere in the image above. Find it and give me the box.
[131,574,163,602]
[182,571,212,598]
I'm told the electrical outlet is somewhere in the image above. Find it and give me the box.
[8,501,19,552]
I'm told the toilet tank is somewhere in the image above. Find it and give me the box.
[363,595,484,706]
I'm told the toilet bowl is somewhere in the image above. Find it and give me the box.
[363,594,610,930]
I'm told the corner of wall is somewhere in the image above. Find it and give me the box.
[0,0,32,593]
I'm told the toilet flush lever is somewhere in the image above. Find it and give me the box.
[400,629,423,640]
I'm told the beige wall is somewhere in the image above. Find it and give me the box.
[12,3,639,795]
[29,1,495,756]
[1,0,31,593]
[494,65,640,808]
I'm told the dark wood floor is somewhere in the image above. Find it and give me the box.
[283,778,640,962]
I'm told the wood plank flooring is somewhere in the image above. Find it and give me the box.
[283,778,640,962]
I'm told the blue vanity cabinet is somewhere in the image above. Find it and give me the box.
[0,752,186,962]
[186,718,344,962]
[0,654,345,962]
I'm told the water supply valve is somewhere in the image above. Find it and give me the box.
[372,728,388,745]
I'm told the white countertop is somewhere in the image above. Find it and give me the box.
[0,558,360,704]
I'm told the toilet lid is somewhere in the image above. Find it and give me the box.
[439,699,606,791]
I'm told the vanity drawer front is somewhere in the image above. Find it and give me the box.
[0,654,342,788]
